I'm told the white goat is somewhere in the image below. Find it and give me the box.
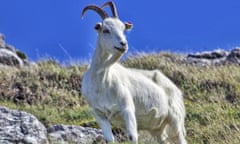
[81,1,187,144]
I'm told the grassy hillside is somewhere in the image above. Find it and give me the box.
[0,52,240,143]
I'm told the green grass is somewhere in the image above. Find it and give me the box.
[0,53,240,143]
[0,60,92,126]
[0,101,94,127]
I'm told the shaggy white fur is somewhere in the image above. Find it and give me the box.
[81,1,187,144]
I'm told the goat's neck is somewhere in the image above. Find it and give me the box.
[90,43,122,75]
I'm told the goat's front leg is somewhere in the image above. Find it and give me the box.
[119,97,138,144]
[94,110,114,143]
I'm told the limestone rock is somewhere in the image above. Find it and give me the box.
[227,47,240,64]
[187,49,228,59]
[48,124,129,144]
[48,124,105,144]
[0,106,49,144]
[0,34,6,48]
[184,48,240,66]
[0,48,24,66]
[0,33,30,67]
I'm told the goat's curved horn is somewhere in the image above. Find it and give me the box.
[82,5,108,19]
[101,1,118,18]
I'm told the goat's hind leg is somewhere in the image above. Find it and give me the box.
[149,119,169,144]
[166,117,187,144]
[150,129,168,144]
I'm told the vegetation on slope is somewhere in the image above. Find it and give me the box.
[0,52,240,143]
[123,52,240,144]
[0,60,95,127]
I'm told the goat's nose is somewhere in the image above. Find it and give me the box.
[120,41,127,47]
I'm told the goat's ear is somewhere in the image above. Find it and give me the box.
[94,23,102,31]
[125,22,133,31]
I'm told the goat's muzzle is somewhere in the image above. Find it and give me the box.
[114,46,127,53]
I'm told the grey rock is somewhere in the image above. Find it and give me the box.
[0,33,31,67]
[5,44,17,53]
[0,33,6,48]
[184,48,240,66]
[48,125,128,144]
[48,124,105,144]
[187,49,228,59]
[183,57,212,66]
[0,48,24,67]
[0,106,49,144]
[227,47,240,64]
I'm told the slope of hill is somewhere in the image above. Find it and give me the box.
[0,51,240,143]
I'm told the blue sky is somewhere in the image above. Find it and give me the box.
[0,0,240,62]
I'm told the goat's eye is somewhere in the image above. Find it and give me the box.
[103,29,110,34]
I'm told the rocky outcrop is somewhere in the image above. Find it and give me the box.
[0,33,29,67]
[0,48,24,66]
[0,106,49,144]
[48,125,128,144]
[184,48,240,66]
[226,48,240,64]
[0,107,127,144]
[48,125,105,144]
